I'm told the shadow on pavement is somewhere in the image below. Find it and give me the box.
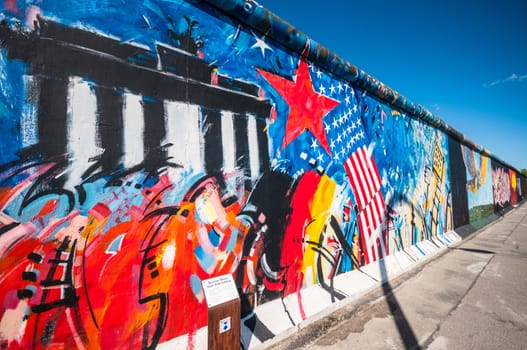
[378,256,421,350]
[449,247,495,255]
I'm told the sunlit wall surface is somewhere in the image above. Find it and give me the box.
[0,1,524,348]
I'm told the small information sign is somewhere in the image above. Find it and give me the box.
[201,274,239,308]
[219,316,231,334]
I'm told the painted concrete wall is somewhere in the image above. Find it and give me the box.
[0,1,525,349]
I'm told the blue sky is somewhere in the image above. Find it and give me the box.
[256,0,527,171]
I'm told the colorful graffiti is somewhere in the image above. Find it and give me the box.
[492,163,511,210]
[0,1,522,349]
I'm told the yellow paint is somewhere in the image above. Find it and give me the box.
[303,175,336,285]
[195,183,225,225]
[311,175,337,218]
[351,234,360,269]
[511,171,517,190]
[480,155,488,186]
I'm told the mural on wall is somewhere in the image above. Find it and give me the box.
[0,1,453,349]
[491,161,512,212]
[460,145,493,223]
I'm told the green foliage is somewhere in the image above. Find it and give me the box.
[521,168,527,177]
[469,204,495,226]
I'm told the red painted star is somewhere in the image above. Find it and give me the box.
[257,60,339,153]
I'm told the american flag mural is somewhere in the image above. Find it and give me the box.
[317,81,387,264]
[344,145,387,264]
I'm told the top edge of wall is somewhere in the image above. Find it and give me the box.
[200,0,521,174]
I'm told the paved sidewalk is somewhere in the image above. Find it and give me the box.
[268,203,527,350]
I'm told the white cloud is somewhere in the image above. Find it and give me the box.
[483,73,527,87]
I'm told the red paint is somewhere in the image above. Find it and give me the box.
[34,199,58,218]
[88,202,112,220]
[281,171,320,298]
[257,60,339,153]
[4,0,20,15]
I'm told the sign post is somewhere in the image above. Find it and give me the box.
[202,274,241,350]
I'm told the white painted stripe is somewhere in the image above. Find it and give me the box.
[21,75,38,147]
[164,101,203,178]
[373,191,385,230]
[375,196,386,257]
[355,150,372,206]
[247,115,260,180]
[359,211,374,263]
[368,227,380,262]
[375,224,386,258]
[364,202,375,237]
[356,147,375,200]
[369,191,382,232]
[123,92,144,168]
[368,154,382,191]
[358,211,368,240]
[345,158,365,210]
[221,111,236,173]
[66,77,98,187]
[365,199,377,233]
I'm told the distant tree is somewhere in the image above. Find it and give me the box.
[521,168,527,177]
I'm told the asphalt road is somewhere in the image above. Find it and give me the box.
[268,202,527,350]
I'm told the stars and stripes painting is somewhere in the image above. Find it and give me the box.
[344,145,387,264]
[321,83,387,264]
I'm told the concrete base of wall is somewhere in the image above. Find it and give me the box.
[157,232,462,350]
[247,232,462,350]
